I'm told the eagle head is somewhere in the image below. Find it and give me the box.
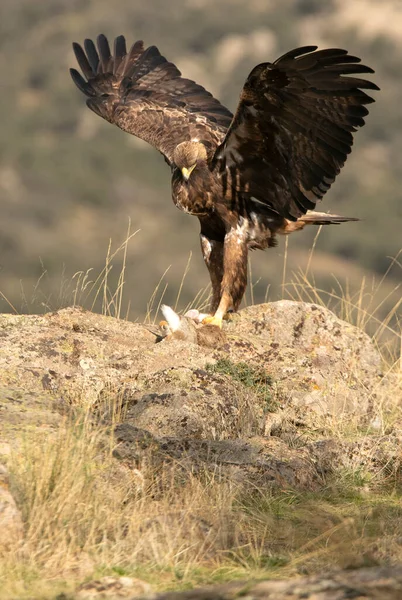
[173,141,208,181]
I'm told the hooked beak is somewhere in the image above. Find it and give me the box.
[181,164,196,181]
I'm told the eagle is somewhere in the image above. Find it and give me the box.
[70,34,378,327]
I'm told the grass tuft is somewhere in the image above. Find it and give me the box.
[206,358,273,407]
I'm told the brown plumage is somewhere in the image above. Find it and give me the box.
[71,35,378,327]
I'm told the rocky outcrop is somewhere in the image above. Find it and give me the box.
[76,576,151,599]
[0,301,387,431]
[233,301,383,419]
[68,567,402,599]
[113,423,323,491]
[0,302,398,487]
[136,566,402,599]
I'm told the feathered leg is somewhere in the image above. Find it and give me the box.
[200,234,224,314]
[203,228,248,328]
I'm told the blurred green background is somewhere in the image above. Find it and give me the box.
[0,0,401,320]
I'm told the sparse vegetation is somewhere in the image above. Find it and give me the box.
[206,358,273,407]
[2,406,402,599]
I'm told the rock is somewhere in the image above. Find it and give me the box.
[119,364,267,440]
[0,302,395,493]
[113,423,322,491]
[226,301,384,423]
[135,566,402,599]
[0,307,156,406]
[0,463,24,554]
[0,307,220,408]
[0,303,385,424]
[76,576,151,599]
[309,434,402,480]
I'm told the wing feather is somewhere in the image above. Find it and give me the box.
[97,34,112,72]
[70,34,232,164]
[214,46,378,220]
[72,42,93,80]
[84,39,99,73]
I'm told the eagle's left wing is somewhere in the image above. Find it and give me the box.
[70,35,233,164]
[213,46,379,220]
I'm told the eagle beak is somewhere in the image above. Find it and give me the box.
[181,164,196,181]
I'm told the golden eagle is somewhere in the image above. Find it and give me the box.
[71,35,378,327]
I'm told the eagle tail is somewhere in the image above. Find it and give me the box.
[279,211,359,233]
[298,211,360,226]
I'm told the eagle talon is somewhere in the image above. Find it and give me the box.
[158,319,171,337]
[223,311,236,322]
[201,315,223,328]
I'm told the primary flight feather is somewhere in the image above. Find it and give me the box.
[71,34,378,327]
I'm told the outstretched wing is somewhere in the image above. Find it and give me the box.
[213,46,379,220]
[70,35,233,164]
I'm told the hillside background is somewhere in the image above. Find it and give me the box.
[0,0,401,320]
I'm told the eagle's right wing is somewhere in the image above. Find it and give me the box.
[70,35,233,164]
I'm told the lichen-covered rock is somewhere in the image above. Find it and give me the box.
[0,302,397,493]
[0,307,219,407]
[0,303,385,421]
[135,566,402,599]
[76,576,151,599]
[226,301,384,422]
[119,365,267,439]
[113,423,322,491]
[309,434,402,480]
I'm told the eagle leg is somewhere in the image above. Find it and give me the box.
[203,226,248,327]
[200,233,224,314]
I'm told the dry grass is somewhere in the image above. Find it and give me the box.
[144,252,212,325]
[2,415,248,597]
[68,220,140,320]
[2,409,402,599]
